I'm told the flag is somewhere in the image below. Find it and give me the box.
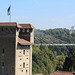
[7,5,11,16]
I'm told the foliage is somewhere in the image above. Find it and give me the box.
[63,47,75,72]
[56,54,66,70]
[32,45,56,75]
[34,28,75,44]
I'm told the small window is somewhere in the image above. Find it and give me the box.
[23,63,25,68]
[27,29,29,32]
[27,51,28,53]
[21,70,23,72]
[23,50,25,55]
[18,29,20,32]
[1,28,3,31]
[11,28,12,31]
[20,58,22,60]
[2,62,4,66]
[26,70,28,73]
[19,51,21,53]
[23,29,25,32]
[2,49,4,54]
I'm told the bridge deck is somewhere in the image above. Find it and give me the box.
[34,44,75,46]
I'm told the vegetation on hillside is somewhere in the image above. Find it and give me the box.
[32,45,67,75]
[63,47,75,72]
[34,28,75,44]
[32,28,75,74]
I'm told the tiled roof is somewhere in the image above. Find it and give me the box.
[18,37,33,45]
[17,24,35,29]
[0,22,35,29]
[0,22,17,26]
[50,71,73,75]
[34,73,43,75]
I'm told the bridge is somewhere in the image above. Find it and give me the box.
[34,44,75,46]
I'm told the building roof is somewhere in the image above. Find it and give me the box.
[18,37,33,45]
[0,22,35,29]
[50,71,73,75]
[17,24,35,29]
[0,22,17,26]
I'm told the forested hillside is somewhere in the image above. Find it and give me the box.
[34,28,75,44]
[32,28,75,75]
[32,45,75,75]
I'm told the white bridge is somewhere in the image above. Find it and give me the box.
[35,44,75,46]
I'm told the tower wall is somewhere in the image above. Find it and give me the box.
[0,26,16,75]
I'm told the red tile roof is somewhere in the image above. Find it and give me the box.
[18,37,33,45]
[34,73,43,75]
[50,71,73,75]
[0,22,17,26]
[17,24,35,29]
[0,22,35,29]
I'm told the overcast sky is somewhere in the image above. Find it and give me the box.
[0,0,75,30]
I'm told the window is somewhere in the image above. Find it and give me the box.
[2,49,4,54]
[1,28,3,31]
[23,29,25,32]
[18,29,20,32]
[26,70,28,73]
[2,62,4,66]
[6,74,9,75]
[23,50,25,55]
[23,63,25,68]
[11,28,12,31]
[20,58,22,60]
[21,70,23,72]
[27,29,29,32]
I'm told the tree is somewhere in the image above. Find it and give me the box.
[63,47,75,71]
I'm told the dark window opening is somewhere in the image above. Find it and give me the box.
[23,50,25,55]
[2,49,4,54]
[6,74,9,75]
[26,64,28,66]
[26,70,28,73]
[23,63,25,68]
[21,70,23,72]
[27,29,29,32]
[2,62,4,66]
[11,28,12,31]
[23,29,25,32]
[2,28,3,31]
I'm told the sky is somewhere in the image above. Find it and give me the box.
[0,0,75,30]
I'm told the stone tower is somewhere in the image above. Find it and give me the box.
[0,22,35,75]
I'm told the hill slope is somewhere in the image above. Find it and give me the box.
[34,28,75,44]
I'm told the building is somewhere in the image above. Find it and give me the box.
[0,22,35,75]
[50,71,73,75]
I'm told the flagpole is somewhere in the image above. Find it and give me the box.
[9,5,11,22]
